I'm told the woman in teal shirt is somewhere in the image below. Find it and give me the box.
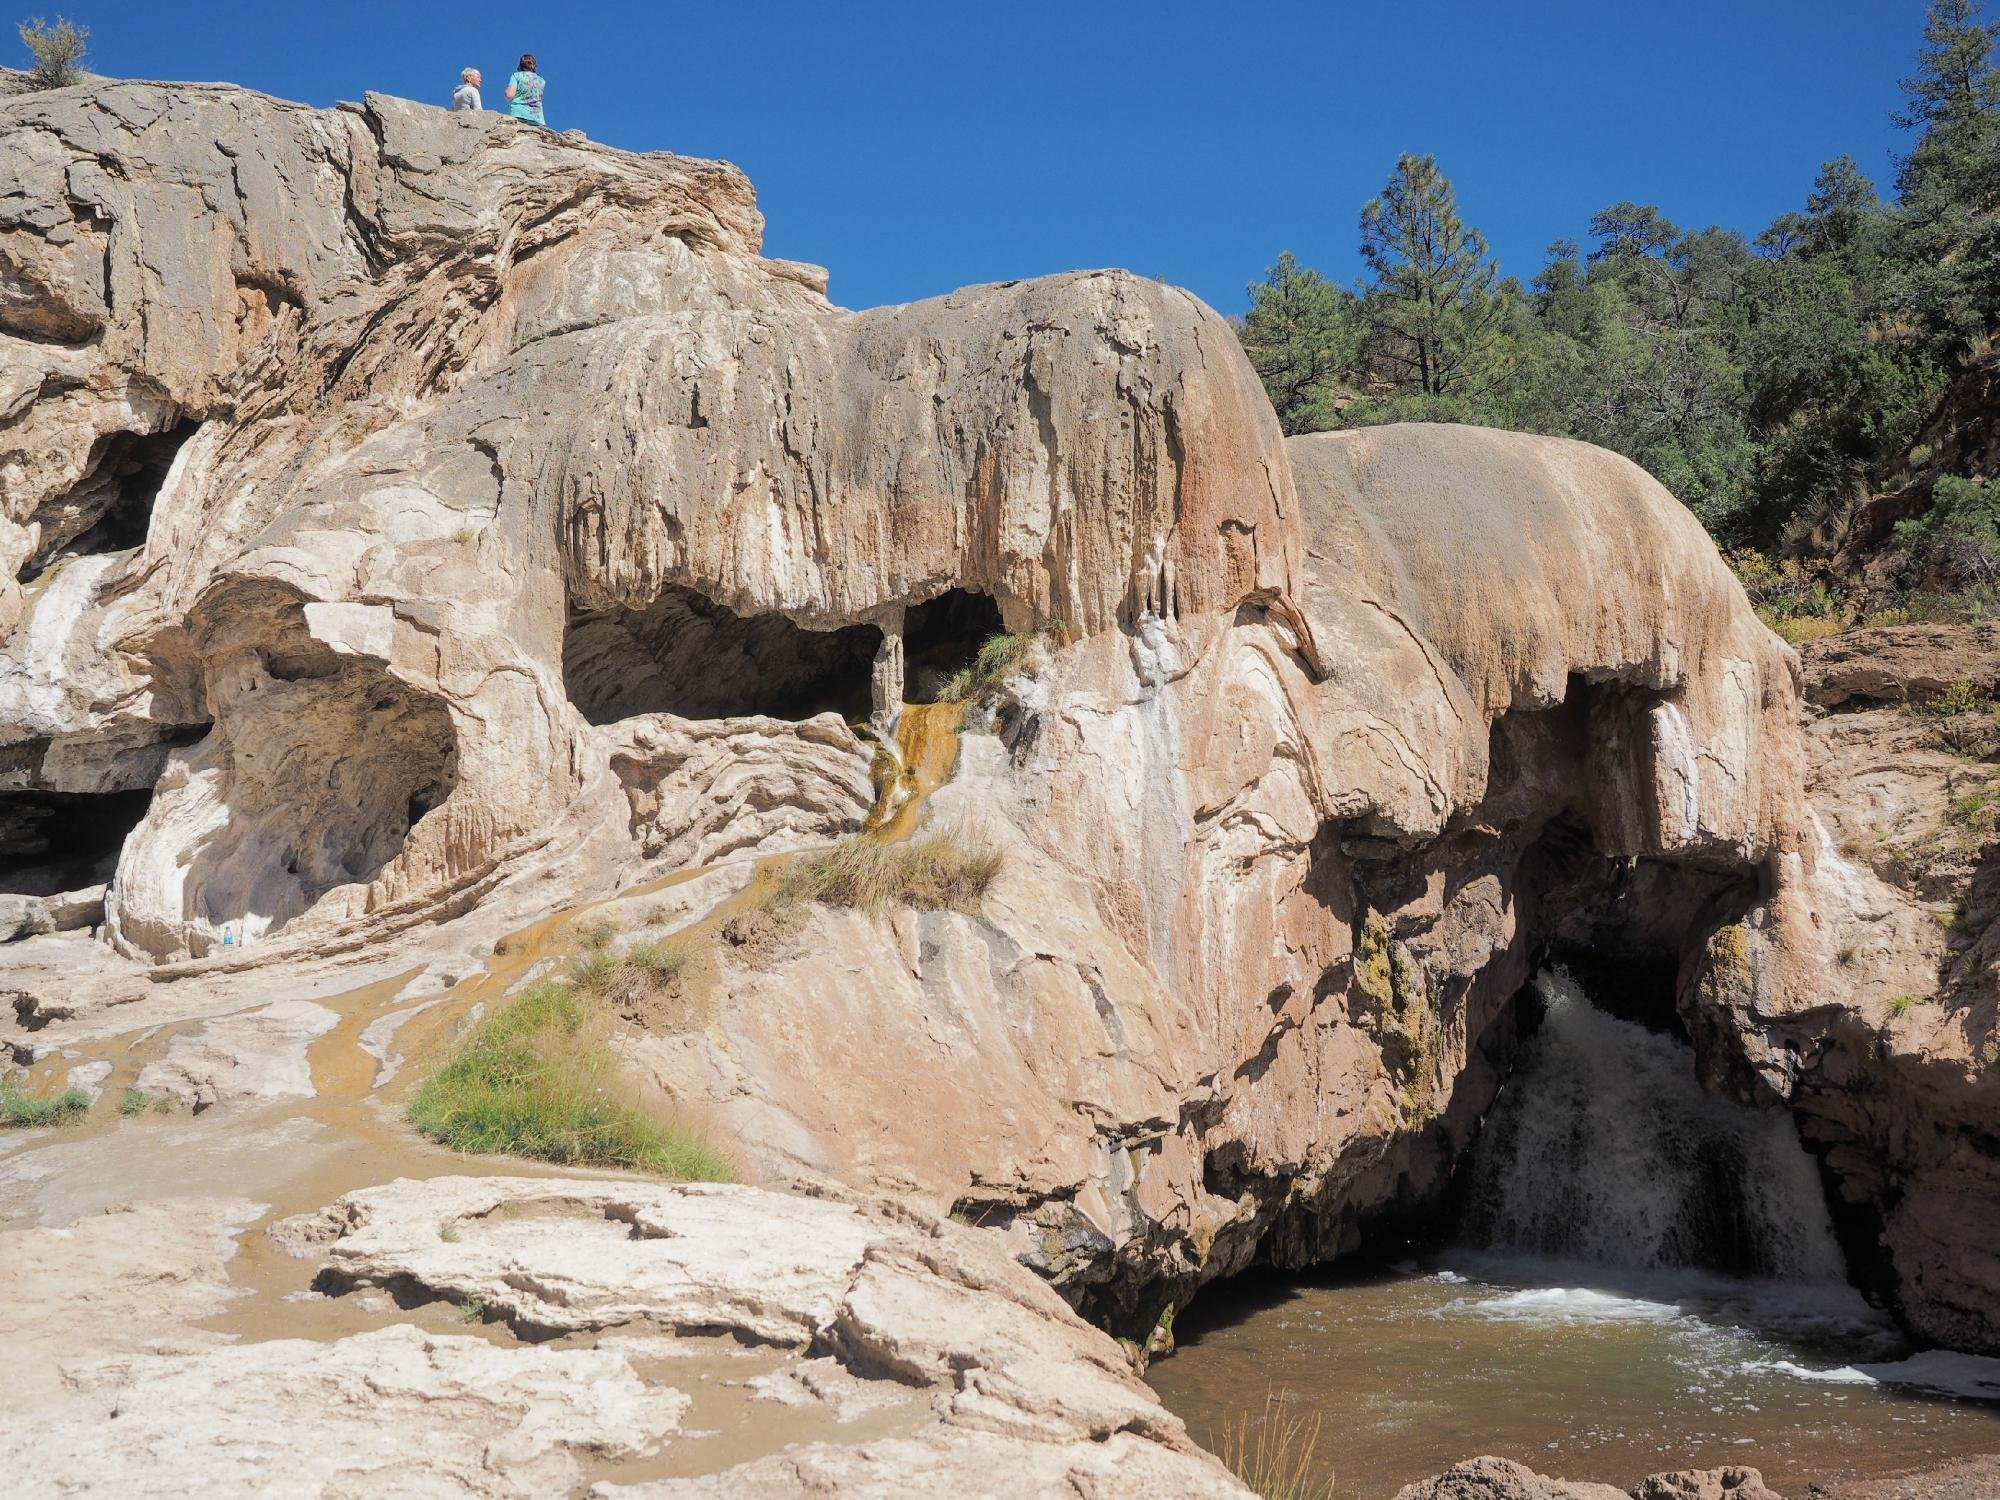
[504,54,546,126]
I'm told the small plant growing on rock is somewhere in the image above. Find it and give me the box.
[118,1087,149,1116]
[772,832,1002,915]
[438,1222,460,1243]
[1914,676,1988,720]
[1887,994,1920,1017]
[0,1080,90,1127]
[457,1296,484,1323]
[938,619,1066,703]
[17,15,87,89]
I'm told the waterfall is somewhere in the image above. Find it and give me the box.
[1463,968,1849,1282]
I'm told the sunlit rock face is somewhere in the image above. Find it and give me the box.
[3,77,1987,1365]
[0,81,1298,962]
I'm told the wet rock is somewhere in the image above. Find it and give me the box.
[1391,1457,1781,1500]
[134,998,338,1107]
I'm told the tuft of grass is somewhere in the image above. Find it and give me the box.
[457,1297,484,1323]
[573,919,616,951]
[438,1222,460,1243]
[772,833,1002,915]
[938,620,1066,703]
[119,1087,149,1117]
[620,942,686,983]
[1887,993,1921,1017]
[407,979,730,1179]
[568,946,618,994]
[1214,1392,1338,1500]
[1,1080,91,1128]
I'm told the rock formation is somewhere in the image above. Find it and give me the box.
[2,73,1997,1497]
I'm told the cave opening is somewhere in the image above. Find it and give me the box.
[0,790,152,897]
[902,588,1004,703]
[563,585,881,726]
[19,419,200,583]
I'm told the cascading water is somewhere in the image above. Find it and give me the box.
[1463,967,1848,1281]
[1149,965,2000,1493]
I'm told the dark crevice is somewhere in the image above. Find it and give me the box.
[564,584,880,725]
[902,588,1004,703]
[19,419,200,583]
[0,789,151,896]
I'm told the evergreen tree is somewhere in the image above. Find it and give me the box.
[1239,253,1353,435]
[1355,155,1505,403]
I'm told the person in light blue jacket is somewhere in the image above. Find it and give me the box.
[505,53,546,126]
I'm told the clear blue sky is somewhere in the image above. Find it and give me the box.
[39,1,1931,312]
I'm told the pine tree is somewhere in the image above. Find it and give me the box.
[1238,253,1353,435]
[1896,0,2000,133]
[1356,155,1505,401]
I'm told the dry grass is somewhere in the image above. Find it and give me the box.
[1214,1393,1338,1500]
[407,979,729,1179]
[1764,613,1844,646]
[938,620,1065,703]
[772,832,1002,915]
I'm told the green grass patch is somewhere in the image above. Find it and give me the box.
[406,979,731,1179]
[1887,993,1922,1017]
[773,833,1002,915]
[1,1080,91,1128]
[938,619,1065,703]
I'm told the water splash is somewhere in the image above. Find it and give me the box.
[1464,968,1848,1282]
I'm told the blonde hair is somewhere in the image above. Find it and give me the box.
[461,67,480,83]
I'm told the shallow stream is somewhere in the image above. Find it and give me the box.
[1147,971,2000,1495]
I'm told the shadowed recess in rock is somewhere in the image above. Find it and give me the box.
[563,586,881,726]
[902,589,1005,703]
[19,419,199,582]
[0,789,150,896]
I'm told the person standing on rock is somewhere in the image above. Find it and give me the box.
[504,54,546,126]
[451,68,482,112]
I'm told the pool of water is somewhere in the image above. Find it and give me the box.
[1146,1253,2000,1498]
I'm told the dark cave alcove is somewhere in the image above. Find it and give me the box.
[902,588,1005,703]
[563,585,882,726]
[19,420,200,582]
[0,790,153,896]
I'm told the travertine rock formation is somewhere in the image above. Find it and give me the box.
[1,76,1996,1500]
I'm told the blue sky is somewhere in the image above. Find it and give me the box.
[41,1,1929,312]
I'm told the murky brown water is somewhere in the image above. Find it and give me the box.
[1147,1257,2000,1498]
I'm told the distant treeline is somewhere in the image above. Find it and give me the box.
[1243,0,1998,614]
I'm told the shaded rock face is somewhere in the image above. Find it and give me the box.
[1690,624,2000,1354]
[1,75,1988,1374]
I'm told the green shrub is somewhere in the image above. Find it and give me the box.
[17,16,87,89]
[1896,476,2000,590]
[407,979,730,1179]
[1,1080,90,1127]
[772,833,1002,915]
[1887,993,1920,1017]
[1917,677,1988,718]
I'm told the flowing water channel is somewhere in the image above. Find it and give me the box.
[1147,971,2000,1497]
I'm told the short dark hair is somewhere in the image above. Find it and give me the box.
[518,53,536,72]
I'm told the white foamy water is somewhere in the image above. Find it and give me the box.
[1465,969,1848,1281]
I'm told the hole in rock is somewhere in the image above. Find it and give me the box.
[0,790,151,896]
[902,588,1004,703]
[563,585,881,726]
[19,419,200,582]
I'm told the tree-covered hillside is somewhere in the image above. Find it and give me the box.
[1245,0,1999,638]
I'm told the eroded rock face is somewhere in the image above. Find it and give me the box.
[1690,624,2000,1354]
[1,81,1299,964]
[2,72,1991,1408]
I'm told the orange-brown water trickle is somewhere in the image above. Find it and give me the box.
[864,701,966,840]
